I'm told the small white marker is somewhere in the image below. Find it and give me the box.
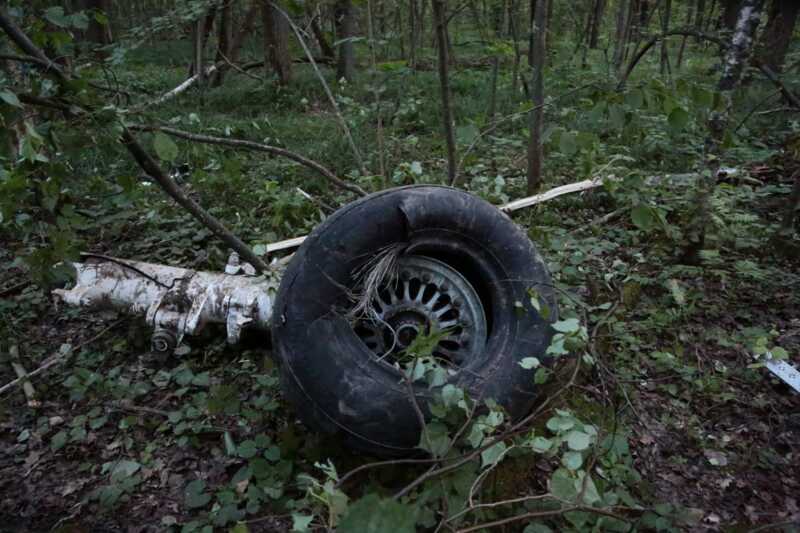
[765,359,800,394]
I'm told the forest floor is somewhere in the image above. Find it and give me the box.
[2,41,800,533]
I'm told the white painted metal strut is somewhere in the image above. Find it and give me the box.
[53,255,277,351]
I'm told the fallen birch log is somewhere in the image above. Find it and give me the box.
[135,63,221,110]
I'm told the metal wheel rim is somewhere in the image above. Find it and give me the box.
[354,255,488,368]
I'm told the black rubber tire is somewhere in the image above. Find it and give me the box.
[271,185,557,456]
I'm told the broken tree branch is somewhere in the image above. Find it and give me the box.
[120,128,270,272]
[260,176,608,255]
[499,177,604,212]
[617,28,725,90]
[135,62,222,110]
[131,125,366,196]
[754,61,800,109]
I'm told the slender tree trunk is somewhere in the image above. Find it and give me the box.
[188,8,217,78]
[211,1,232,86]
[695,0,707,40]
[310,8,336,61]
[526,0,548,194]
[613,0,629,71]
[682,0,765,263]
[755,0,800,73]
[487,0,509,121]
[660,0,672,77]
[335,0,356,81]
[676,0,695,68]
[193,17,205,102]
[83,0,113,45]
[779,170,800,235]
[509,0,523,97]
[262,0,292,85]
[589,0,606,49]
[432,0,459,185]
[721,0,743,30]
[409,0,418,68]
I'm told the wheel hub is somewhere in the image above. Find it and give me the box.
[354,255,487,367]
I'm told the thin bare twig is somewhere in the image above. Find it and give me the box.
[130,124,366,196]
[0,320,122,396]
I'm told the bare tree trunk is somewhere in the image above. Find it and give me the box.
[612,0,629,71]
[83,0,113,45]
[779,170,800,235]
[755,0,800,72]
[509,0,523,97]
[682,0,765,263]
[193,17,205,103]
[188,8,217,78]
[262,0,292,85]
[409,0,418,68]
[676,0,695,68]
[660,0,672,77]
[211,1,232,87]
[310,8,336,61]
[432,0,459,185]
[487,0,509,121]
[335,0,356,81]
[695,0,707,40]
[526,0,548,194]
[589,0,606,49]
[721,0,743,30]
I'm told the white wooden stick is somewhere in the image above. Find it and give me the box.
[261,178,606,255]
[499,178,604,212]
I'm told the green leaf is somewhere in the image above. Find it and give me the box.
[291,514,314,532]
[0,90,22,108]
[559,131,577,156]
[609,104,626,130]
[441,384,463,407]
[153,132,178,163]
[481,441,508,468]
[110,460,141,480]
[624,89,644,109]
[519,357,540,369]
[418,421,450,457]
[549,468,577,501]
[456,124,480,146]
[691,86,713,108]
[50,430,68,451]
[576,472,602,505]
[523,524,554,533]
[224,432,237,456]
[552,318,580,334]
[237,440,259,459]
[668,107,690,130]
[338,494,416,533]
[562,451,584,470]
[44,7,69,27]
[566,431,591,451]
[185,479,212,509]
[531,436,552,453]
[631,205,656,230]
[667,279,686,306]
[546,415,574,433]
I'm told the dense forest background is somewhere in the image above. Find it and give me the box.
[1,0,799,531]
